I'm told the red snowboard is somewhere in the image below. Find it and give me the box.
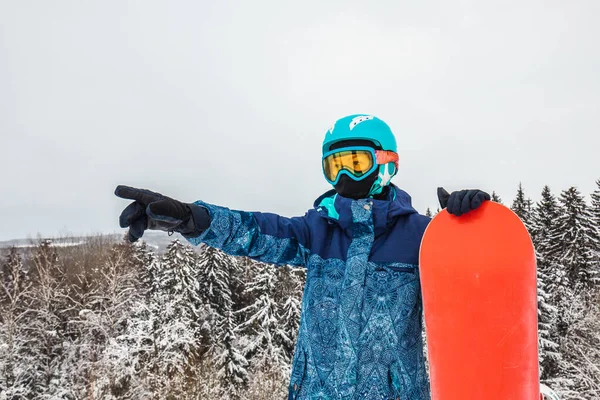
[419,201,540,400]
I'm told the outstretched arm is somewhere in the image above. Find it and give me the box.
[115,185,310,267]
[185,201,310,267]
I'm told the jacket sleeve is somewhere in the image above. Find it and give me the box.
[184,201,311,267]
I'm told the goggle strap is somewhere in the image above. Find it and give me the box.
[375,151,399,168]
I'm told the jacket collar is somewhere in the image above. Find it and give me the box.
[314,184,418,235]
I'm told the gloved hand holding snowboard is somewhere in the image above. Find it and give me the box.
[437,187,491,216]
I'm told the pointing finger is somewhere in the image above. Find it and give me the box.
[115,185,164,205]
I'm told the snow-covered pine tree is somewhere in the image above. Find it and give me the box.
[65,241,148,398]
[110,241,159,399]
[533,186,570,318]
[197,245,234,347]
[103,240,157,399]
[132,240,156,291]
[197,245,233,321]
[543,184,600,398]
[0,247,32,398]
[0,248,30,303]
[511,183,534,234]
[549,299,600,400]
[530,186,561,378]
[536,276,559,381]
[132,239,204,398]
[197,245,250,396]
[590,179,600,269]
[592,178,600,225]
[532,186,561,267]
[541,187,598,396]
[549,187,598,292]
[237,262,282,362]
[491,191,503,204]
[103,239,212,398]
[214,308,249,399]
[23,240,71,398]
[160,239,204,324]
[237,261,288,397]
[512,184,561,379]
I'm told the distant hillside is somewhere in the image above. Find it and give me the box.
[0,231,191,253]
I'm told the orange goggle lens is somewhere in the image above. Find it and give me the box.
[322,149,375,183]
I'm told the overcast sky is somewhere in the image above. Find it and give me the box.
[1,0,599,241]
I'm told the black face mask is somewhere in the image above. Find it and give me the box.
[334,170,379,199]
[329,140,382,200]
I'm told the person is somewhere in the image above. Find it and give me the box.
[115,114,490,400]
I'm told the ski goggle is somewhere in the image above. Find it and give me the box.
[322,146,399,185]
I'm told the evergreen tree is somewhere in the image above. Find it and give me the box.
[162,239,204,337]
[532,186,561,265]
[536,277,559,380]
[141,240,205,397]
[532,186,563,301]
[65,242,147,398]
[0,248,32,398]
[425,208,432,218]
[549,187,598,292]
[160,239,204,322]
[24,240,71,398]
[592,179,600,223]
[237,262,286,368]
[215,308,249,399]
[550,299,600,400]
[541,186,597,395]
[526,186,562,378]
[238,262,291,398]
[491,191,503,204]
[590,179,600,265]
[511,183,534,233]
[133,240,157,290]
[197,245,249,396]
[113,242,159,399]
[197,245,237,352]
[198,245,234,318]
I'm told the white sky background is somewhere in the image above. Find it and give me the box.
[0,0,599,241]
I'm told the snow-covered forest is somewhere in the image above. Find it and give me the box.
[1,180,599,400]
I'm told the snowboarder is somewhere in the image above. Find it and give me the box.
[115,114,490,399]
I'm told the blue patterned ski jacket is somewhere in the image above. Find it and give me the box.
[186,185,432,400]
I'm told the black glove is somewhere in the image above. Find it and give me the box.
[437,187,491,217]
[115,185,210,242]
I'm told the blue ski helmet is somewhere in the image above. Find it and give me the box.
[322,114,397,154]
[322,114,399,197]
